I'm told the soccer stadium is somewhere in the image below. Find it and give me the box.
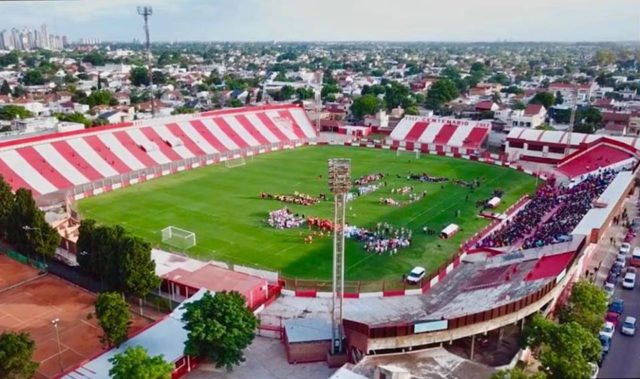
[1,104,638,378]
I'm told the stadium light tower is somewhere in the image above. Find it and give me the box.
[137,5,155,117]
[565,84,579,156]
[328,158,351,355]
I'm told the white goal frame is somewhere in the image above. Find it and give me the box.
[396,148,420,159]
[161,226,196,250]
[224,156,247,168]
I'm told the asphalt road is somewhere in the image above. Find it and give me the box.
[598,276,640,378]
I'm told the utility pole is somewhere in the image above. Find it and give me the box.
[137,6,154,118]
[51,318,63,372]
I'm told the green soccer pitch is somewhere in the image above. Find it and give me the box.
[77,146,537,281]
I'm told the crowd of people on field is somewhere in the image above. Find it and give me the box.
[260,191,324,206]
[345,222,412,255]
[479,170,616,249]
[266,208,305,229]
[408,172,449,183]
[354,173,385,186]
[347,182,385,202]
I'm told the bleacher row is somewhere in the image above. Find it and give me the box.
[389,116,491,153]
[0,105,316,196]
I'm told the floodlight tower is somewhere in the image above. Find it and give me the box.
[137,5,155,117]
[328,158,351,355]
[315,87,322,134]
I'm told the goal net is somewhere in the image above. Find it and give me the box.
[161,226,196,250]
[396,148,420,159]
[224,156,246,168]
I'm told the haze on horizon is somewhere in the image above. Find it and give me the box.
[3,0,639,43]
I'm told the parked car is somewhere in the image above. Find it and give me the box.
[611,262,624,275]
[621,316,637,336]
[616,254,627,267]
[629,247,640,267]
[607,272,619,285]
[609,298,624,314]
[600,321,616,339]
[600,334,612,355]
[627,266,637,275]
[604,282,615,300]
[406,266,425,284]
[605,311,621,328]
[589,362,599,378]
[620,242,632,255]
[622,272,636,289]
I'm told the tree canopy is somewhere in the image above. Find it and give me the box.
[82,51,107,66]
[84,90,117,108]
[182,291,259,371]
[0,332,39,379]
[558,280,608,334]
[424,79,459,110]
[0,105,32,121]
[95,292,131,348]
[351,94,385,118]
[5,188,60,260]
[54,112,92,128]
[0,80,11,95]
[22,69,45,86]
[130,66,151,87]
[522,313,600,379]
[0,176,14,241]
[529,92,555,109]
[109,346,173,379]
[491,367,547,379]
[77,220,159,295]
[321,83,341,100]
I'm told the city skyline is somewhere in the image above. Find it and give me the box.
[0,24,66,51]
[1,0,639,43]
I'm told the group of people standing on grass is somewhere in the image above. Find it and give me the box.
[408,172,449,183]
[260,191,325,206]
[266,208,305,229]
[354,173,385,186]
[345,222,412,255]
[479,170,616,249]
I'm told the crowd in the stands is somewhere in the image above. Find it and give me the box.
[479,170,616,249]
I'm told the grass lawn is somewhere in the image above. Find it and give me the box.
[77,146,537,281]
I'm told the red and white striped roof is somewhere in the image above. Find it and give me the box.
[390,116,491,148]
[0,105,316,196]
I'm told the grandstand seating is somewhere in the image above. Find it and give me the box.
[389,116,490,150]
[0,105,316,196]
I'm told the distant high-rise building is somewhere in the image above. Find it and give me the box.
[41,24,49,49]
[0,30,12,50]
[62,35,68,47]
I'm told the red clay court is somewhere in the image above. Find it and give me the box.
[0,255,151,379]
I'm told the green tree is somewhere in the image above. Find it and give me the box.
[95,292,132,348]
[121,235,160,314]
[522,314,600,379]
[152,71,167,86]
[555,91,564,105]
[558,280,608,334]
[579,107,602,125]
[0,51,20,67]
[182,291,259,370]
[594,49,616,66]
[12,86,25,98]
[0,105,32,120]
[85,90,116,108]
[227,98,243,107]
[0,332,39,379]
[82,51,107,66]
[321,83,341,99]
[491,367,546,379]
[295,87,315,100]
[131,66,150,87]
[351,94,385,118]
[405,105,420,115]
[529,92,555,109]
[6,189,60,260]
[424,79,459,110]
[22,69,45,86]
[273,85,295,101]
[489,72,510,86]
[172,106,197,115]
[0,176,14,240]
[0,80,11,95]
[109,346,173,379]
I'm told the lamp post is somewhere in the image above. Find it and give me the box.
[51,318,64,372]
[22,225,46,269]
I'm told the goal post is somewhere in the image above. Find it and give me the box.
[224,156,246,168]
[395,148,420,159]
[161,226,196,250]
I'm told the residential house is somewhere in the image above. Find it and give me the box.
[98,110,130,124]
[115,91,131,106]
[475,101,499,112]
[548,82,598,104]
[602,111,630,135]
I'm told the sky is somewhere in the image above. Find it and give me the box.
[2,0,639,42]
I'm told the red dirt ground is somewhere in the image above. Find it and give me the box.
[0,256,152,379]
